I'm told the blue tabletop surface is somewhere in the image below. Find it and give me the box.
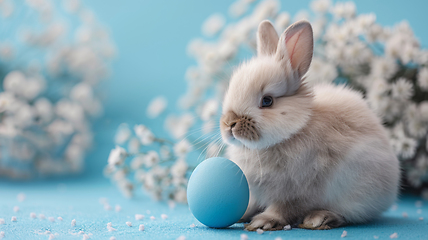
[1,178,427,240]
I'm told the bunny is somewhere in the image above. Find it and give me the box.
[219,20,400,231]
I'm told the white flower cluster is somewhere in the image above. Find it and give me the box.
[105,123,192,202]
[105,94,224,200]
[0,0,115,178]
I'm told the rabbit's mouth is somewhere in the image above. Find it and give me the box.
[221,122,262,149]
[220,112,261,147]
[223,127,240,144]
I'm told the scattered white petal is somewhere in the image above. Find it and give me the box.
[139,224,145,231]
[57,217,63,221]
[110,237,116,240]
[402,212,408,218]
[275,238,283,240]
[126,221,132,227]
[341,230,347,238]
[45,231,51,234]
[150,216,156,220]
[0,231,4,238]
[391,204,398,211]
[82,234,90,240]
[419,217,424,221]
[115,205,121,212]
[49,234,55,240]
[390,232,398,239]
[104,204,112,211]
[256,229,264,234]
[11,216,17,222]
[13,206,19,212]
[161,214,168,220]
[284,224,291,230]
[17,193,26,202]
[190,224,196,228]
[49,217,55,222]
[135,214,144,220]
[240,234,248,240]
[374,236,379,239]
[107,223,117,232]
[71,219,76,227]
[40,214,46,220]
[78,231,85,235]
[168,201,176,209]
[176,236,186,240]
[30,213,37,219]
[0,219,5,224]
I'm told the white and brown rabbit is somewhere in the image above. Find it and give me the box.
[219,20,400,231]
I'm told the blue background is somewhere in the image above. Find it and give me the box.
[1,0,428,239]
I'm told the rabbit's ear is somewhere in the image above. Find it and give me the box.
[257,20,279,56]
[276,20,313,79]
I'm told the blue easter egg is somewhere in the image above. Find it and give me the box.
[187,157,249,228]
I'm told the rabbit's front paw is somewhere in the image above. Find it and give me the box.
[299,210,345,230]
[244,211,286,231]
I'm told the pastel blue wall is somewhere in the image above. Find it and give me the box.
[83,0,428,177]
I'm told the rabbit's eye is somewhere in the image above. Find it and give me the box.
[261,96,273,108]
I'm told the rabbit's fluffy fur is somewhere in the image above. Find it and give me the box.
[219,20,400,231]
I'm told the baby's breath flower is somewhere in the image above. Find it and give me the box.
[229,1,249,18]
[331,1,356,19]
[147,96,167,119]
[275,12,290,31]
[115,123,131,145]
[127,137,140,154]
[108,146,127,166]
[165,113,195,139]
[310,0,331,13]
[174,140,192,157]
[144,151,160,167]
[134,124,155,145]
[131,156,145,170]
[201,99,219,121]
[171,158,188,178]
[202,14,226,37]
[418,68,428,90]
[392,78,413,101]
